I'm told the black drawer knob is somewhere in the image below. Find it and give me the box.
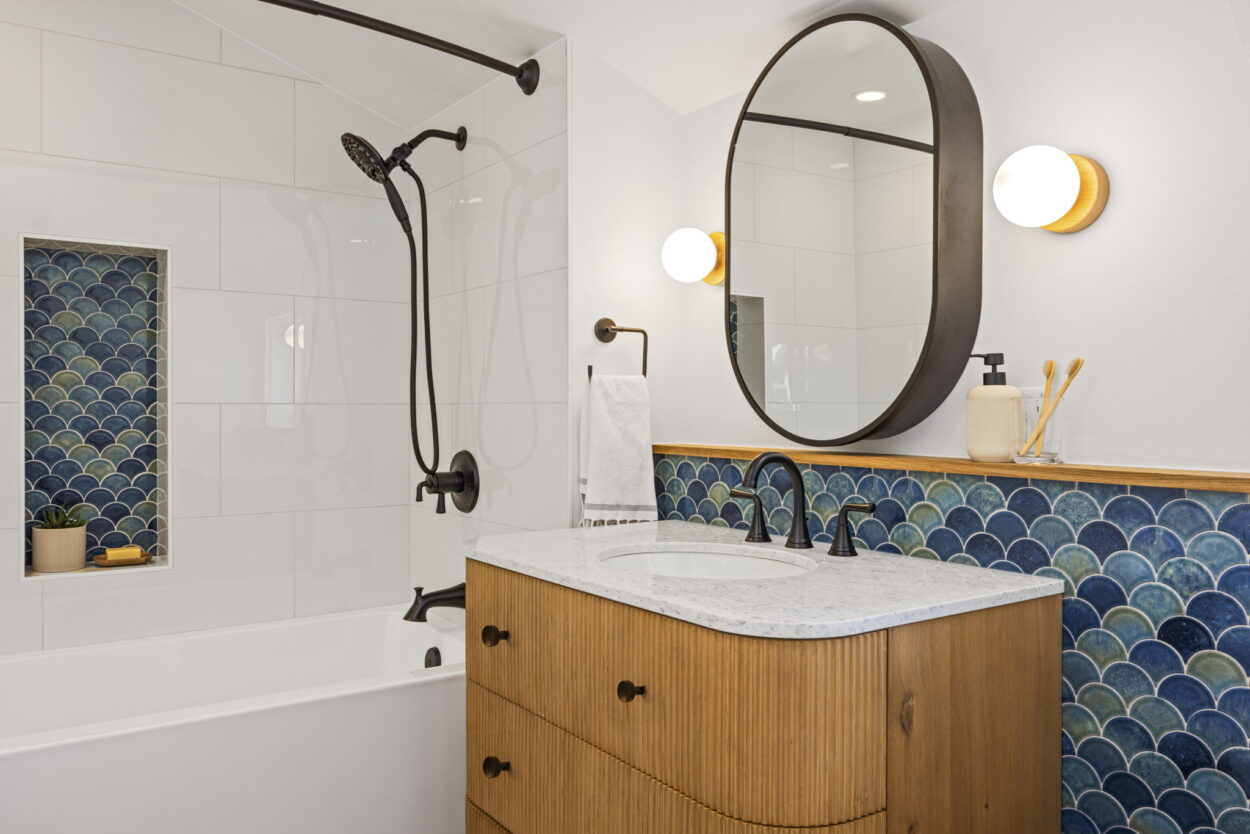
[482,756,511,778]
[481,625,510,647]
[617,680,647,702]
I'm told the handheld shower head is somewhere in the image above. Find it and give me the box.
[341,133,390,183]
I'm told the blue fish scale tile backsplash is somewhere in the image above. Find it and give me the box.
[655,453,1250,833]
[23,242,168,562]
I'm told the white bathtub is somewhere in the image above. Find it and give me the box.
[0,606,466,834]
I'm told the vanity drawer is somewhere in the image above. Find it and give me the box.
[466,560,887,827]
[466,800,511,834]
[467,681,886,834]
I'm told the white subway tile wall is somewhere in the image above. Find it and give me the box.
[408,40,570,594]
[0,7,570,652]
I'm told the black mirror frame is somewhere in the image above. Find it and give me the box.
[724,13,983,446]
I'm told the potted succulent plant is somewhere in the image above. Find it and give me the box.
[32,504,89,573]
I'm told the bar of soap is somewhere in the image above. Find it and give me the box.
[104,545,142,560]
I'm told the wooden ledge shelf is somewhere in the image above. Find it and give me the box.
[652,444,1250,494]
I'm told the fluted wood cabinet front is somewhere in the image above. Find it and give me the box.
[465,559,1059,834]
[467,682,887,834]
[466,560,886,827]
[466,800,510,834]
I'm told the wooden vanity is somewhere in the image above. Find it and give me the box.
[463,553,1060,834]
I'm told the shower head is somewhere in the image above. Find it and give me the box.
[342,133,389,183]
[341,127,467,185]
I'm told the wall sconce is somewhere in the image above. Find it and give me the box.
[992,145,1109,234]
[661,228,725,285]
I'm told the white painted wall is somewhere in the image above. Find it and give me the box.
[0,2,424,655]
[667,0,1250,472]
[407,41,571,597]
[566,42,685,520]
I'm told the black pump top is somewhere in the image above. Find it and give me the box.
[971,353,1007,385]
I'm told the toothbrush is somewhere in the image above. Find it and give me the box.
[1027,359,1056,457]
[1018,358,1084,458]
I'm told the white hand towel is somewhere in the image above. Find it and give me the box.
[579,374,657,526]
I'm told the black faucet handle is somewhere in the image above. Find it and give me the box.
[730,488,771,543]
[829,502,877,557]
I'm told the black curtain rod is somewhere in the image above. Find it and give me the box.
[743,112,933,154]
[255,0,539,95]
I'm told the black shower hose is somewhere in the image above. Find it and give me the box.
[399,166,439,478]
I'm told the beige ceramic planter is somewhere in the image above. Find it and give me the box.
[31,526,87,573]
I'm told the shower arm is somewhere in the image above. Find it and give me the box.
[255,0,540,95]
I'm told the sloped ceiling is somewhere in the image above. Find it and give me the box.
[176,0,968,127]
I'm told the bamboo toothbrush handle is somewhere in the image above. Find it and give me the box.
[1019,372,1079,457]
[1030,373,1056,456]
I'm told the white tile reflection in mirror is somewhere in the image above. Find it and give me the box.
[765,326,857,404]
[754,165,854,253]
[793,131,854,180]
[295,505,409,616]
[732,242,795,322]
[794,250,855,328]
[171,290,294,404]
[730,162,755,241]
[854,168,914,254]
[735,121,794,169]
[855,245,931,328]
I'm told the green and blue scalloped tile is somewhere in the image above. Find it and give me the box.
[655,453,1250,831]
[23,245,167,561]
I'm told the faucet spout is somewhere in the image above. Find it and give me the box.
[739,452,812,549]
[404,583,466,622]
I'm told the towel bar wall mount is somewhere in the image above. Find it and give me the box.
[587,317,648,379]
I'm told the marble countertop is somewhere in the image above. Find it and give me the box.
[471,520,1063,639]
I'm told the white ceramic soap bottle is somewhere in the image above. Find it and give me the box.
[966,353,1023,462]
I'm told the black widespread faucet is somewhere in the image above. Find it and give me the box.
[730,452,812,549]
[403,583,466,622]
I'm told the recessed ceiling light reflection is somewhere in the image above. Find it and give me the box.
[829,162,851,170]
[854,89,887,102]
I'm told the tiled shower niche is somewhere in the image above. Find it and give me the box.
[22,238,169,574]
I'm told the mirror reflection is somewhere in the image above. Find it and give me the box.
[729,20,935,441]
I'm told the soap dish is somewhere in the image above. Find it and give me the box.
[93,551,154,568]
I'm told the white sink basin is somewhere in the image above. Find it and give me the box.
[597,542,817,580]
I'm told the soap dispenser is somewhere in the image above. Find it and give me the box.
[966,353,1023,463]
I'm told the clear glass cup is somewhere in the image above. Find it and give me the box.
[1013,387,1063,464]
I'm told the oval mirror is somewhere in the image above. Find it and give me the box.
[726,14,982,445]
